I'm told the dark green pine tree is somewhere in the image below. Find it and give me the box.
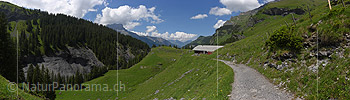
[32,64,41,84]
[74,69,82,85]
[26,20,33,32]
[32,19,38,25]
[40,64,45,83]
[18,67,25,82]
[27,64,34,83]
[44,67,50,84]
[7,23,11,31]
[51,71,55,83]
[43,67,56,100]
[57,72,62,85]
[0,12,16,82]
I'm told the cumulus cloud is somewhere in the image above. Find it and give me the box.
[262,0,275,3]
[146,26,157,33]
[220,0,261,12]
[4,0,105,18]
[131,31,148,36]
[213,20,226,29]
[209,7,232,16]
[210,0,275,16]
[133,26,197,42]
[94,5,163,30]
[190,14,208,19]
[88,9,98,12]
[150,32,197,42]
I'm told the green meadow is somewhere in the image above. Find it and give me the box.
[56,47,234,100]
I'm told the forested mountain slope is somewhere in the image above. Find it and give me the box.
[0,1,150,99]
[1,1,149,72]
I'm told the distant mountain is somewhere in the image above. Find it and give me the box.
[107,24,174,47]
[184,36,212,48]
[168,40,192,47]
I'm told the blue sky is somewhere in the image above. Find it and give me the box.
[5,0,273,42]
[92,0,233,36]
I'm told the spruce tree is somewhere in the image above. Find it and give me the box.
[32,65,40,84]
[45,68,50,84]
[0,12,16,81]
[26,20,33,32]
[57,72,62,85]
[27,64,34,83]
[74,69,81,85]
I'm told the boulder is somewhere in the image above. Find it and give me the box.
[318,50,332,58]
[273,52,296,61]
[308,65,318,72]
[268,63,276,68]
[276,63,288,71]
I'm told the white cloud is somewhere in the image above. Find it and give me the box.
[213,20,226,29]
[146,26,157,33]
[133,26,197,42]
[209,0,275,16]
[131,31,148,36]
[209,7,232,16]
[124,22,141,30]
[94,5,163,30]
[4,0,105,18]
[262,0,275,3]
[190,14,208,19]
[150,31,197,42]
[88,9,97,12]
[220,0,261,12]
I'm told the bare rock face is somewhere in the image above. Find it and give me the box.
[23,46,104,77]
[263,7,305,16]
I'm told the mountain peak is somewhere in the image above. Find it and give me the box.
[107,24,126,31]
[106,24,175,47]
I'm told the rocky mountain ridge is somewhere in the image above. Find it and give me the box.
[107,24,176,47]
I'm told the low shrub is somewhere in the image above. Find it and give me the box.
[266,26,303,52]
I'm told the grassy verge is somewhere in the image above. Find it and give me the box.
[217,0,350,99]
[0,75,43,100]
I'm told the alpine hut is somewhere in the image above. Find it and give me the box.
[192,45,224,55]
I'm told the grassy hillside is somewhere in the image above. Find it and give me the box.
[0,75,43,99]
[184,36,212,48]
[217,0,350,99]
[56,47,234,99]
[210,7,261,45]
[0,1,42,21]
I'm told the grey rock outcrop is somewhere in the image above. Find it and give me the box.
[23,46,104,77]
[263,7,305,16]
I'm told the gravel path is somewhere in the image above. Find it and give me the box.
[219,60,298,100]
